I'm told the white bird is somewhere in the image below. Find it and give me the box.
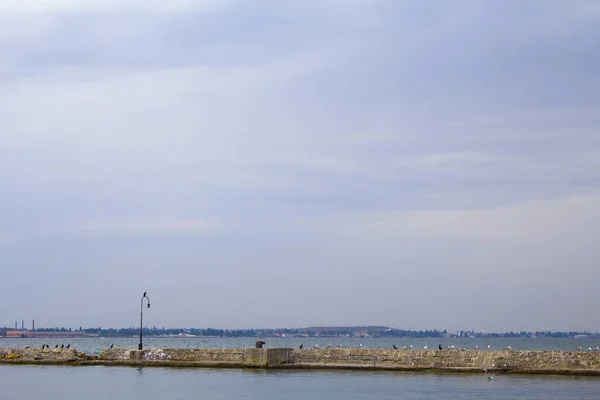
[488,376,494,381]
[577,346,582,351]
[423,345,427,349]
[409,345,413,349]
[326,344,331,349]
[595,347,599,352]
[358,344,363,348]
[313,344,319,349]
[403,345,407,350]
[505,346,512,350]
[474,345,479,350]
[450,345,455,349]
[587,347,592,352]
[487,345,491,349]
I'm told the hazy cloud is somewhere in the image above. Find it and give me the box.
[1,0,599,331]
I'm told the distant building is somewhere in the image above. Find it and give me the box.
[6,330,96,338]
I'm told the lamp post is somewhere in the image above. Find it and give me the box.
[139,292,150,350]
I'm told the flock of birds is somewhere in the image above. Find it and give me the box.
[298,344,600,352]
[24,344,72,349]
[576,346,600,352]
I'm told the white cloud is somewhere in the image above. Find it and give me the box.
[308,193,600,241]
[0,0,231,13]
[72,217,226,235]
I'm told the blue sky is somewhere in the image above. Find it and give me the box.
[1,0,599,332]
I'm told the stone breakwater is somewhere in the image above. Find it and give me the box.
[2,348,600,376]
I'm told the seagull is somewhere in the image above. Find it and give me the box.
[24,347,30,349]
[439,344,443,350]
[588,347,592,352]
[358,344,363,348]
[61,344,64,349]
[487,344,491,349]
[595,347,599,352]
[423,345,427,349]
[110,344,114,349]
[299,344,303,349]
[313,344,319,349]
[326,344,331,349]
[403,345,407,350]
[66,344,70,349]
[577,346,582,351]
[41,344,46,349]
[505,346,512,350]
[474,345,479,350]
[488,376,494,381]
[393,345,398,350]
[55,344,58,349]
[409,345,413,349]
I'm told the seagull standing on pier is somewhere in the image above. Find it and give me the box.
[439,344,442,350]
[393,345,398,349]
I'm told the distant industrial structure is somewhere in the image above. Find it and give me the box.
[3,319,98,338]
[5,330,96,338]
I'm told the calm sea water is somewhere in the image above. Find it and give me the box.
[1,365,599,400]
[1,336,598,355]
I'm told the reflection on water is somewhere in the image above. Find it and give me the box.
[0,364,599,400]
[1,336,599,355]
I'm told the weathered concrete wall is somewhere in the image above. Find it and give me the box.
[99,347,294,367]
[289,349,600,375]
[3,348,600,376]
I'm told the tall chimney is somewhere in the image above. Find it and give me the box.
[21,319,24,331]
[15,321,17,330]
[32,320,35,331]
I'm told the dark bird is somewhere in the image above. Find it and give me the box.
[46,344,50,349]
[66,344,70,349]
[255,340,266,349]
[55,344,58,348]
[299,344,303,349]
[110,344,114,349]
[439,344,443,350]
[61,344,64,349]
[393,345,398,349]
[41,344,45,349]
[24,347,29,349]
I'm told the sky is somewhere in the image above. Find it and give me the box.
[1,0,599,333]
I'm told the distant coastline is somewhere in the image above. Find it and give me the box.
[1,326,596,339]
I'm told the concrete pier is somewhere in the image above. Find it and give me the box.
[2,348,600,376]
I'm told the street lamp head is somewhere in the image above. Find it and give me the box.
[147,303,151,308]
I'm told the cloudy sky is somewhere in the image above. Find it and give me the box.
[1,0,599,332]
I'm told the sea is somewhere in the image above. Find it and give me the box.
[2,337,600,399]
[1,336,598,355]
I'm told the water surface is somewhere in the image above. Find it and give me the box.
[1,365,599,399]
